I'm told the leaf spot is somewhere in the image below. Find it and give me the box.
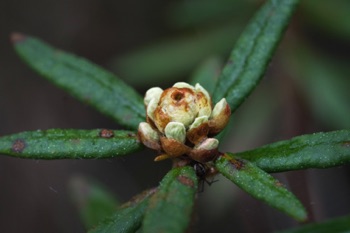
[230,158,245,170]
[10,32,27,44]
[127,132,136,138]
[275,181,284,187]
[341,141,350,147]
[99,129,114,138]
[12,139,26,153]
[177,175,194,187]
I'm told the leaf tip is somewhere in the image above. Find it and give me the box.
[10,32,27,44]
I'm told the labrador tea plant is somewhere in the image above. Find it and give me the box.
[1,0,350,232]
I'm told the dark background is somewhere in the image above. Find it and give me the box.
[1,0,350,232]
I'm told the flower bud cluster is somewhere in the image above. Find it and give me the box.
[138,82,231,163]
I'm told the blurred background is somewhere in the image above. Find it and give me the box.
[1,0,350,232]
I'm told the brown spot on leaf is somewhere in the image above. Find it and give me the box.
[341,141,350,147]
[230,158,245,170]
[12,139,26,153]
[121,187,157,208]
[71,139,81,145]
[178,175,194,187]
[10,32,26,43]
[127,132,136,138]
[99,129,114,138]
[275,181,284,187]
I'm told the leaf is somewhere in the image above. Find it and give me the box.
[236,130,350,173]
[142,166,198,233]
[215,153,307,221]
[0,129,142,159]
[69,176,120,229]
[11,33,144,130]
[212,0,299,113]
[277,215,350,233]
[89,188,156,233]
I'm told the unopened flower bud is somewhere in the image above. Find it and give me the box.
[144,87,163,106]
[173,82,195,90]
[138,122,160,150]
[139,82,231,163]
[209,98,231,135]
[195,138,219,151]
[164,122,186,143]
[187,116,209,144]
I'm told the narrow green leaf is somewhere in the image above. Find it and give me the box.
[0,129,142,159]
[142,166,198,233]
[12,33,144,130]
[215,153,307,221]
[212,0,299,112]
[236,130,350,172]
[277,215,350,233]
[69,176,120,229]
[89,188,156,233]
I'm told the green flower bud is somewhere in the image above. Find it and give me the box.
[164,122,186,143]
[144,87,163,106]
[139,82,231,162]
[189,116,208,131]
[209,98,231,135]
[138,122,160,150]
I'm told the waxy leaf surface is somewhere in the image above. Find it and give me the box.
[13,34,144,130]
[89,189,156,233]
[215,153,307,221]
[0,129,142,159]
[142,166,198,233]
[237,130,350,172]
[212,0,299,113]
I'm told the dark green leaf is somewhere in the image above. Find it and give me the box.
[0,129,142,159]
[89,188,156,233]
[236,130,350,172]
[69,176,120,229]
[277,215,350,233]
[12,33,144,130]
[142,166,198,233]
[212,0,299,112]
[215,153,307,221]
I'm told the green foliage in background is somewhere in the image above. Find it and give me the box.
[1,0,350,232]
